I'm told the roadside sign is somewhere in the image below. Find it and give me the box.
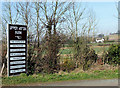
[7,24,27,76]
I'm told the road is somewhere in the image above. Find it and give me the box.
[20,79,118,86]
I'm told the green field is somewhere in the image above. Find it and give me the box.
[88,42,117,46]
[2,69,118,86]
[59,46,109,56]
[60,48,73,54]
[91,46,109,55]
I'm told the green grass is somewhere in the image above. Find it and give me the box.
[63,44,74,47]
[2,69,118,86]
[59,46,109,55]
[93,46,109,54]
[59,47,108,56]
[59,48,73,54]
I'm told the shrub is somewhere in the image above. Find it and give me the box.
[82,48,98,71]
[73,37,98,71]
[104,44,120,65]
[41,33,63,74]
[60,59,76,72]
[27,33,38,75]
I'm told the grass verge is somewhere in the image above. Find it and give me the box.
[2,69,118,86]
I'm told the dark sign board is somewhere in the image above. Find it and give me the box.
[7,24,27,76]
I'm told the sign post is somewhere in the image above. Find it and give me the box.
[7,24,27,76]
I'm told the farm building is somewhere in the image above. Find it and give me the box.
[108,33,120,41]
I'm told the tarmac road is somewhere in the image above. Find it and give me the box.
[21,79,118,86]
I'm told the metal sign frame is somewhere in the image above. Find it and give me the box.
[7,24,27,76]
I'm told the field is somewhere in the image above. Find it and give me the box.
[90,46,109,56]
[59,42,117,57]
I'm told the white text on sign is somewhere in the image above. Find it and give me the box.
[10,69,25,73]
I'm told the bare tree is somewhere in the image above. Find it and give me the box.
[66,2,98,70]
[15,2,33,39]
[2,2,19,40]
[31,2,45,74]
[33,2,45,48]
[1,2,19,76]
[37,1,72,73]
[34,2,40,48]
[87,10,98,43]
[66,2,87,68]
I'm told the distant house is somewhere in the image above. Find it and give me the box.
[96,38,104,43]
[95,34,104,43]
[108,33,119,41]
